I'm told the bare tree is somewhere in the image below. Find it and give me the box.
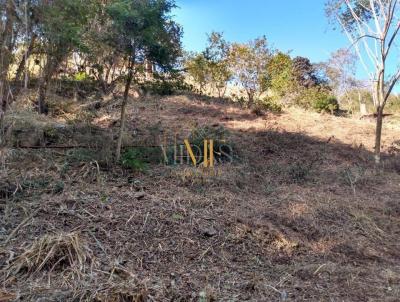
[327,0,400,164]
[323,48,357,98]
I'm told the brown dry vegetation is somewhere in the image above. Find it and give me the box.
[1,92,400,301]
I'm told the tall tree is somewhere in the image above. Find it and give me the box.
[107,0,182,161]
[320,48,361,111]
[292,56,323,89]
[13,0,37,90]
[266,52,294,98]
[324,48,357,98]
[326,0,400,164]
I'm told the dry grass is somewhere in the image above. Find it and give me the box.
[5,232,93,280]
[1,92,400,300]
[78,283,148,302]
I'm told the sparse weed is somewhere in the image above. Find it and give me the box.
[340,165,367,194]
[65,148,112,166]
[284,152,324,184]
[287,161,314,183]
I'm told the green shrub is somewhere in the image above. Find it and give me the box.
[340,89,374,114]
[385,94,400,114]
[74,71,92,82]
[120,148,148,171]
[257,97,283,113]
[140,77,194,96]
[313,96,339,114]
[294,87,338,114]
[56,76,98,99]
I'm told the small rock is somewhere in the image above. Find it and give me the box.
[134,192,146,200]
[64,199,77,210]
[202,227,217,237]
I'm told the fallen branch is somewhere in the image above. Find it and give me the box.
[13,144,166,149]
[360,113,394,120]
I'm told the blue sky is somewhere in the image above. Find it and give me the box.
[173,0,400,92]
[173,0,348,63]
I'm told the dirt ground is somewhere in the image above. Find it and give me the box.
[1,93,400,301]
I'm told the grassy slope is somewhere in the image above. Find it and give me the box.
[1,93,400,301]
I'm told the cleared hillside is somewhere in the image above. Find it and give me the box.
[1,93,400,301]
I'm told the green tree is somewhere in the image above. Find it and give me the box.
[35,0,94,113]
[229,36,272,106]
[107,0,182,161]
[266,52,294,98]
[81,0,119,93]
[185,32,231,97]
[185,52,210,94]
[292,56,324,89]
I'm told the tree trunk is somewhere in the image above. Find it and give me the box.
[36,56,60,114]
[222,86,227,98]
[37,77,48,114]
[0,0,14,48]
[14,34,36,84]
[374,106,384,165]
[247,91,254,108]
[0,0,15,123]
[0,80,6,144]
[13,34,37,98]
[374,66,386,165]
[102,66,111,93]
[217,88,222,99]
[101,54,116,93]
[115,69,134,161]
[199,83,204,95]
[144,58,153,80]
